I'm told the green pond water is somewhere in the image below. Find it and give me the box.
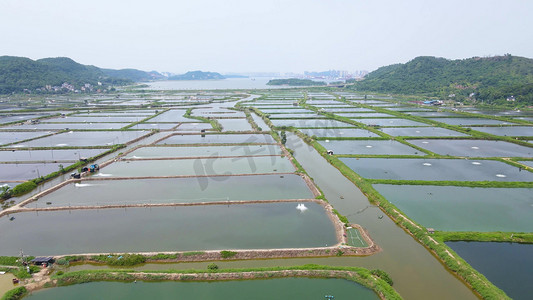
[0,149,104,162]
[0,202,337,256]
[32,174,313,207]
[429,117,516,126]
[446,242,532,300]
[158,134,275,144]
[299,128,379,138]
[465,126,533,137]
[17,131,147,148]
[97,155,295,177]
[379,127,467,137]
[373,185,533,231]
[126,145,282,158]
[217,118,253,132]
[351,118,429,127]
[320,140,423,156]
[339,158,533,181]
[409,139,533,157]
[24,278,378,300]
[270,119,353,128]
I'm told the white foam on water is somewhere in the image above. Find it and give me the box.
[472,162,482,165]
[415,130,421,133]
[471,146,479,150]
[296,203,308,212]
[423,163,432,166]
[366,145,373,148]
[495,174,507,178]
[325,140,330,143]
[74,183,93,187]
[422,141,429,144]
[55,144,68,146]
[95,173,112,177]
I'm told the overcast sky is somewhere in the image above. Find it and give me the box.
[1,0,532,73]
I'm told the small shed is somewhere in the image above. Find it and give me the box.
[427,228,435,234]
[327,150,334,155]
[30,257,54,266]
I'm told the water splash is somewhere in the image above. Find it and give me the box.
[74,183,93,187]
[296,203,308,212]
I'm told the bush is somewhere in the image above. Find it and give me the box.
[220,251,237,259]
[11,181,37,197]
[371,269,394,286]
[91,254,146,266]
[207,263,219,270]
[1,286,27,300]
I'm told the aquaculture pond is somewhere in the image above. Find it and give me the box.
[42,116,145,123]
[351,118,430,127]
[320,140,423,156]
[0,202,337,255]
[270,119,353,128]
[373,185,533,232]
[30,174,314,208]
[379,127,467,137]
[126,145,282,158]
[157,134,276,145]
[97,156,295,177]
[250,113,269,130]
[218,118,253,132]
[268,113,324,119]
[428,118,515,126]
[175,123,213,131]
[334,113,393,118]
[144,110,190,122]
[519,160,533,168]
[130,123,177,130]
[15,131,147,148]
[254,109,313,114]
[465,126,533,137]
[409,139,533,157]
[299,128,379,138]
[0,149,104,162]
[320,107,375,112]
[0,163,63,181]
[24,278,378,300]
[5,123,130,130]
[0,131,51,145]
[339,158,533,181]
[446,242,532,300]
[404,111,462,117]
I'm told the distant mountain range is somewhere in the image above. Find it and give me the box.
[168,71,225,80]
[352,55,533,105]
[0,56,165,94]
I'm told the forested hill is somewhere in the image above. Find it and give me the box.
[168,71,225,80]
[0,56,161,94]
[352,55,533,105]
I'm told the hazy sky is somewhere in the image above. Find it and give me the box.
[1,0,532,73]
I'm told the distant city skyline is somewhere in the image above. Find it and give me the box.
[1,0,532,74]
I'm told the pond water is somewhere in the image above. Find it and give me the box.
[519,160,533,168]
[127,145,282,158]
[373,185,533,232]
[0,149,104,162]
[270,119,353,128]
[146,110,191,122]
[465,126,533,137]
[0,131,51,145]
[446,242,532,300]
[299,128,379,138]
[73,111,157,117]
[0,163,63,181]
[404,111,462,117]
[129,123,178,130]
[269,113,324,119]
[335,113,394,118]
[429,118,516,126]
[385,107,433,112]
[321,107,375,112]
[32,174,313,207]
[24,278,378,300]
[409,139,533,157]
[42,116,145,123]
[320,140,423,156]
[157,134,275,145]
[97,156,295,177]
[175,123,213,131]
[4,123,130,130]
[257,108,314,114]
[250,113,269,130]
[379,127,467,137]
[16,131,147,148]
[0,202,337,255]
[352,118,430,127]
[218,118,253,132]
[339,158,533,181]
